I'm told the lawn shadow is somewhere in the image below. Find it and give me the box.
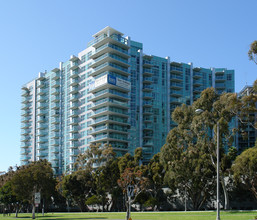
[8,216,107,219]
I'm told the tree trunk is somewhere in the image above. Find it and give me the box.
[32,204,35,219]
[220,173,229,210]
[42,199,44,217]
[15,204,19,218]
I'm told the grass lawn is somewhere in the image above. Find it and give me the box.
[0,211,256,220]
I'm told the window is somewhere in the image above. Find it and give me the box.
[81,123,86,129]
[227,74,232,81]
[81,55,86,63]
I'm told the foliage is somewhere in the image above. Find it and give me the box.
[248,40,257,64]
[10,159,55,218]
[60,169,94,211]
[232,146,257,200]
[161,88,243,210]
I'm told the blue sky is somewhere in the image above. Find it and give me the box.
[0,0,256,172]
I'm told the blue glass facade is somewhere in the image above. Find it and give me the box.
[20,27,235,173]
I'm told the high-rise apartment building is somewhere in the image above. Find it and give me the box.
[20,26,235,174]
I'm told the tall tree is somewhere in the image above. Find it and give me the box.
[232,145,257,200]
[161,88,243,210]
[60,169,94,212]
[146,153,166,210]
[11,160,55,219]
[161,121,216,210]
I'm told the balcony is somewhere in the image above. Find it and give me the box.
[69,117,79,125]
[20,149,31,155]
[37,102,47,109]
[37,95,46,102]
[21,142,30,148]
[51,81,60,88]
[51,71,60,80]
[143,60,152,67]
[51,124,60,131]
[89,32,129,49]
[170,65,183,74]
[70,55,79,62]
[21,116,31,123]
[37,137,47,143]
[50,132,60,139]
[170,97,183,104]
[143,68,153,76]
[37,81,45,88]
[143,141,154,146]
[21,97,30,104]
[193,79,202,86]
[89,125,108,135]
[143,133,153,139]
[69,110,78,117]
[37,123,47,130]
[37,116,45,123]
[50,147,59,154]
[70,69,79,78]
[70,94,79,101]
[143,92,153,99]
[21,129,30,136]
[193,72,202,78]
[51,88,60,95]
[91,43,130,60]
[170,74,183,82]
[20,156,30,161]
[142,85,153,91]
[21,110,31,116]
[69,141,79,149]
[51,139,59,146]
[143,77,152,83]
[51,103,60,109]
[37,109,47,116]
[170,82,183,89]
[69,133,79,141]
[170,90,183,97]
[143,116,153,122]
[70,78,79,86]
[215,75,226,82]
[193,87,203,93]
[21,89,29,97]
[37,88,46,95]
[37,144,48,151]
[21,122,31,129]
[70,62,79,70]
[91,134,108,142]
[51,154,59,161]
[143,100,153,107]
[69,86,78,94]
[21,103,31,110]
[90,98,128,111]
[91,62,129,77]
[51,118,60,124]
[51,95,60,102]
[215,83,226,89]
[143,108,153,115]
[51,110,60,117]
[37,130,47,137]
[70,101,79,109]
[69,125,79,133]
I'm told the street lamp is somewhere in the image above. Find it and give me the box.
[195,109,220,220]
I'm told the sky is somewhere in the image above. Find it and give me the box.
[0,0,256,172]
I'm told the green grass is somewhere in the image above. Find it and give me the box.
[0,211,256,220]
